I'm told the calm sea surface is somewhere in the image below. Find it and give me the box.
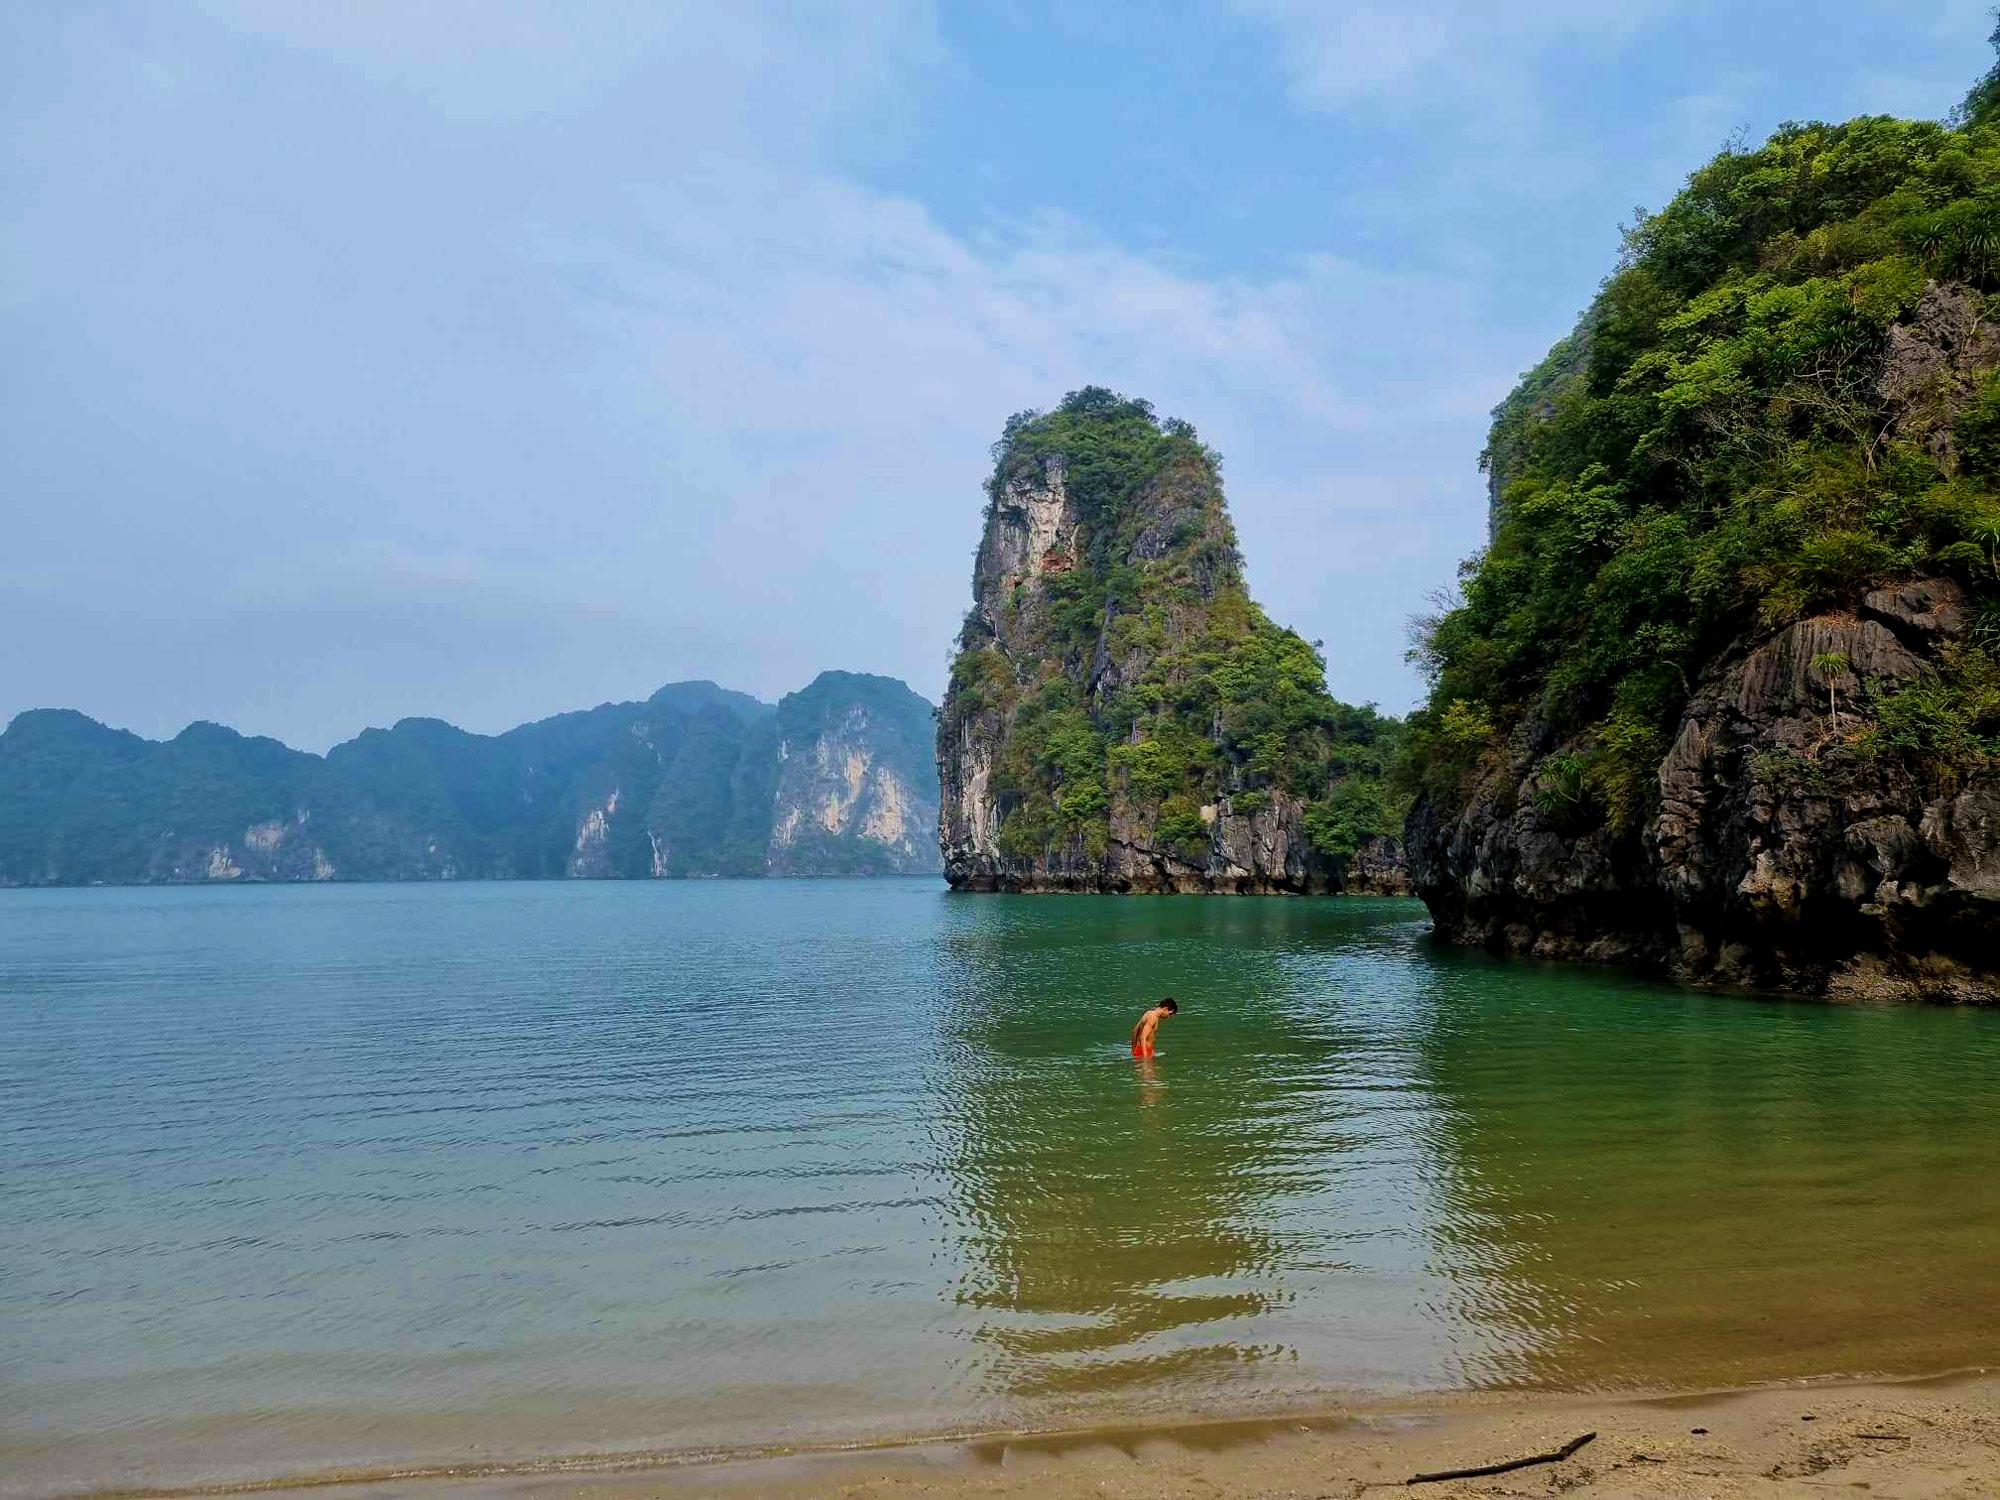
[4,880,1998,1495]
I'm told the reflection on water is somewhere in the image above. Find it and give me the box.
[927,896,1456,1404]
[3,881,1998,1497]
[1410,967,2000,1389]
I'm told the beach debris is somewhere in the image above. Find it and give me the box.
[1405,1431,1596,1485]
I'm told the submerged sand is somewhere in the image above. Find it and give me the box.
[145,1371,1998,1500]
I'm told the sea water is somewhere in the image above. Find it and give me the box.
[4,880,1997,1495]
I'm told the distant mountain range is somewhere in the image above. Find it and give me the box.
[0,672,940,885]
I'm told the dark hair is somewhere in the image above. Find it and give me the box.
[1160,998,1178,1013]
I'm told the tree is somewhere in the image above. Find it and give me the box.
[1404,107,2000,812]
[1812,652,1852,729]
[1955,9,2000,129]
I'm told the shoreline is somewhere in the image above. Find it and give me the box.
[62,1367,2000,1500]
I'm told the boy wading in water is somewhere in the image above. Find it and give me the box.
[1131,998,1177,1058]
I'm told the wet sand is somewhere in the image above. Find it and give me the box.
[140,1370,1998,1500]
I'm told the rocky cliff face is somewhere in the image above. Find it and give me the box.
[1411,579,1999,1000]
[1411,277,2000,1001]
[1346,835,1414,896]
[767,672,938,875]
[937,388,1404,894]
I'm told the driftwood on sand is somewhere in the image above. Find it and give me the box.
[1406,1430,1597,1485]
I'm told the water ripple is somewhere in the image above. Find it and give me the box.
[3,882,1998,1499]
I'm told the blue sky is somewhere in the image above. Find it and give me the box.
[0,1,1987,750]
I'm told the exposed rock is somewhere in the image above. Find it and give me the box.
[1418,269,2000,1002]
[163,811,335,883]
[938,392,1405,896]
[1409,579,2000,1002]
[567,789,620,878]
[1347,835,1415,896]
[1877,281,2000,466]
[766,672,938,876]
[1862,578,1967,642]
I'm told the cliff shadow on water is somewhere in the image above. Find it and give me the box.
[936,388,1407,896]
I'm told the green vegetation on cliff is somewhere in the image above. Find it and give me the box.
[0,674,940,884]
[944,388,1402,877]
[1406,90,2000,824]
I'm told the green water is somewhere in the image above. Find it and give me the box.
[2,881,1996,1496]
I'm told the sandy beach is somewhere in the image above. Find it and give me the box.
[153,1370,1997,1500]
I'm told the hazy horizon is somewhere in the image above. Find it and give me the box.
[2,2,1981,752]
[14,669,960,755]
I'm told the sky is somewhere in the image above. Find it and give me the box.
[0,2,1988,751]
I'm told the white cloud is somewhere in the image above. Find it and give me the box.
[2,0,1513,744]
[517,162,1511,713]
[1231,0,1670,121]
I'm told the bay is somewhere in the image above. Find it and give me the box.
[3,880,1997,1496]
